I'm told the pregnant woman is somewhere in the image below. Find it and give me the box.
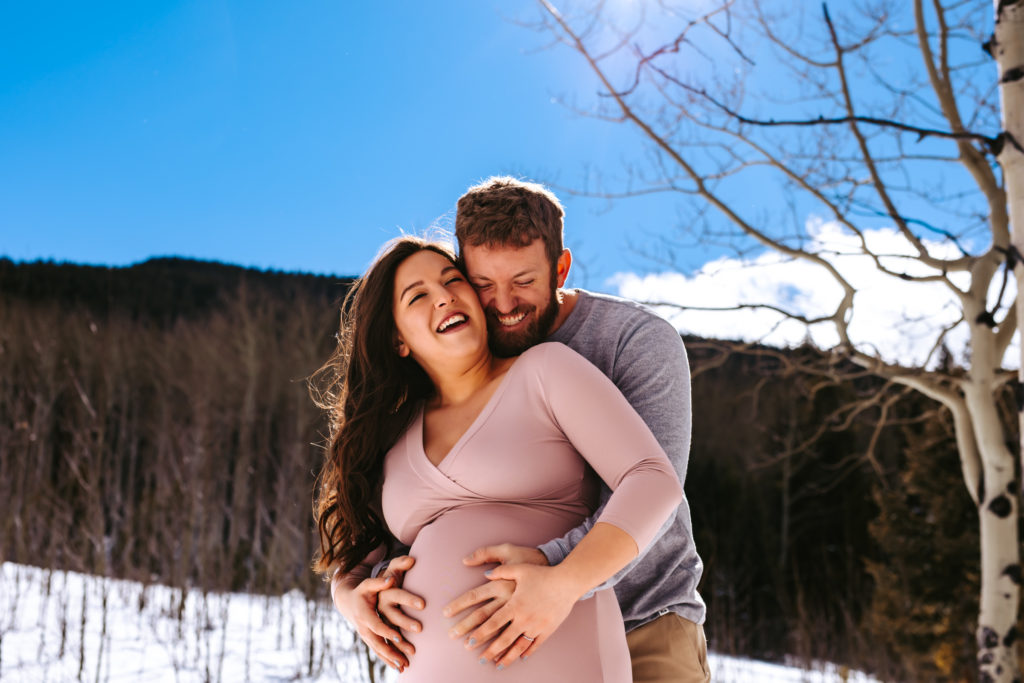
[312,237,682,681]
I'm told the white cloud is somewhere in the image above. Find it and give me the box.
[610,220,1017,369]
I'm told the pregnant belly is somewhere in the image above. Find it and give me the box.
[402,502,581,617]
[395,503,630,682]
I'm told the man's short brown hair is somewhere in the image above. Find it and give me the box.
[455,176,565,268]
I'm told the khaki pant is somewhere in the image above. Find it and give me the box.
[626,613,711,682]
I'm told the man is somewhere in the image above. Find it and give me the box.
[332,177,708,682]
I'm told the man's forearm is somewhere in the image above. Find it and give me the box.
[370,544,412,578]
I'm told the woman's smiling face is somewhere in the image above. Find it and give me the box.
[391,249,488,369]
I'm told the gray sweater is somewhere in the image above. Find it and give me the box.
[540,289,706,631]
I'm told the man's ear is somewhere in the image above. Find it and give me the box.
[555,248,572,287]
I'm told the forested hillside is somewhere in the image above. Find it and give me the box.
[0,257,994,680]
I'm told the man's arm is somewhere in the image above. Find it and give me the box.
[368,542,411,578]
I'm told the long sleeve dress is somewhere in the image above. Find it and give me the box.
[379,342,683,682]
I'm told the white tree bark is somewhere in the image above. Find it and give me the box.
[536,0,1024,677]
[997,0,1024,677]
[964,322,1019,681]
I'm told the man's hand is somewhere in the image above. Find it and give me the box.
[377,555,424,636]
[462,543,549,570]
[333,556,424,673]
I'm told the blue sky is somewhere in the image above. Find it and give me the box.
[0,1,707,292]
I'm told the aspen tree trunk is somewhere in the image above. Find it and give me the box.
[964,360,1020,681]
[996,0,1024,681]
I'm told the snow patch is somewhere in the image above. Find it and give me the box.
[0,562,880,682]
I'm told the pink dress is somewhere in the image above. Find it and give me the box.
[379,343,683,682]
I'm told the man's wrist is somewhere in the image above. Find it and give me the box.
[528,547,551,566]
[536,539,567,567]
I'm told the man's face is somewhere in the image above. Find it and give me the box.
[461,240,560,357]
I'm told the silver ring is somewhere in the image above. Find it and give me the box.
[520,635,536,642]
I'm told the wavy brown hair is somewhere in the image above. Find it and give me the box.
[311,237,456,576]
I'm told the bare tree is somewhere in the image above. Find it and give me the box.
[533,0,1023,679]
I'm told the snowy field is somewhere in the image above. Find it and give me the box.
[0,562,880,682]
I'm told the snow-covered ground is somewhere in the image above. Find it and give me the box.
[0,563,880,682]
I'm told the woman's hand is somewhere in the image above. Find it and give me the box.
[442,543,548,644]
[445,525,637,671]
[443,578,516,642]
[454,563,582,670]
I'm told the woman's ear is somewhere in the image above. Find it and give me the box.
[395,336,410,358]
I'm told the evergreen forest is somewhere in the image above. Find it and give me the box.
[0,256,1015,681]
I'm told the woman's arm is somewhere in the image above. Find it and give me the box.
[450,343,683,668]
[545,521,637,600]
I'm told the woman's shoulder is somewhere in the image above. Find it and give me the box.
[520,340,583,361]
[516,341,595,377]
[513,341,626,413]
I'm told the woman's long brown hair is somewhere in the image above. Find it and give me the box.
[311,237,456,576]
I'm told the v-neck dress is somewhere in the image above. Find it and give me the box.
[379,342,683,682]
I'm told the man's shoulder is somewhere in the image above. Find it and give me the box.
[576,288,657,315]
[573,289,680,338]
[552,289,686,378]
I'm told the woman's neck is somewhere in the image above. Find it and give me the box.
[427,353,514,408]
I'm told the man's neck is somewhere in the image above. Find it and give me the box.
[549,288,580,336]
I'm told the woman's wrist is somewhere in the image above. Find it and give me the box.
[332,572,359,620]
[548,522,638,602]
[546,561,594,603]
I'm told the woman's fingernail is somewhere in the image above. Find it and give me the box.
[521,655,529,661]
[484,570,493,577]
[479,658,488,665]
[497,664,505,671]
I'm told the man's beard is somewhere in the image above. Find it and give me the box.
[485,290,559,358]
